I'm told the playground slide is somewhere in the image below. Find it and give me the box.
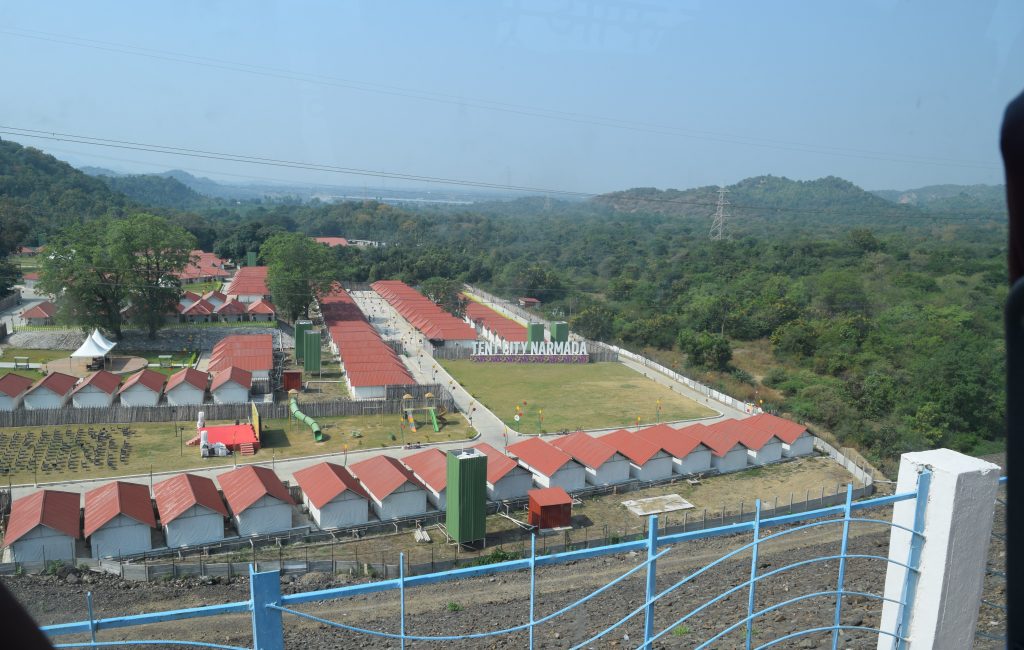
[289,397,322,442]
[427,407,440,432]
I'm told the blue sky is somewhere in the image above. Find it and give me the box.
[1,1,1022,194]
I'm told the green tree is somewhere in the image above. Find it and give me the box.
[420,277,466,318]
[261,233,334,321]
[570,305,616,340]
[113,214,196,339]
[678,330,732,370]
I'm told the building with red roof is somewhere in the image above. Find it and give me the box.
[218,465,294,536]
[176,250,229,284]
[23,372,78,410]
[153,474,228,547]
[0,373,34,411]
[699,421,753,473]
[71,370,121,408]
[3,490,80,563]
[371,280,477,348]
[209,334,274,385]
[464,299,527,344]
[210,367,252,404]
[598,429,674,482]
[202,291,227,309]
[293,462,370,529]
[349,455,428,520]
[472,442,533,501]
[165,368,208,406]
[84,481,156,558]
[401,448,448,509]
[505,437,586,492]
[636,423,713,475]
[214,298,248,322]
[118,369,165,407]
[314,236,349,247]
[549,431,630,486]
[225,266,271,303]
[20,300,56,325]
[745,413,813,458]
[722,418,785,466]
[245,299,276,322]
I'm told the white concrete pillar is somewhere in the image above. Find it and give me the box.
[878,448,1000,649]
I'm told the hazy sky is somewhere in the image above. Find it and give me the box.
[2,1,1023,194]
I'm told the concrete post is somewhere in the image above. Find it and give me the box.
[878,449,1000,649]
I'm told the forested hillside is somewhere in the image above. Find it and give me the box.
[0,139,1008,470]
[98,173,211,210]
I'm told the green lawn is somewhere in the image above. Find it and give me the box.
[441,360,717,432]
[0,347,72,364]
[0,413,473,485]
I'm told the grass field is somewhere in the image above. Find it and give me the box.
[441,360,717,432]
[0,347,72,365]
[0,412,472,485]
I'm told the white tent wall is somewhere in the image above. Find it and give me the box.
[166,384,205,406]
[212,383,249,405]
[488,467,533,501]
[782,434,814,458]
[119,384,161,407]
[164,505,224,547]
[71,329,117,358]
[673,448,713,475]
[234,495,292,537]
[23,389,68,410]
[426,487,446,510]
[583,454,631,486]
[533,462,586,492]
[630,452,674,482]
[373,483,427,520]
[10,526,76,563]
[747,439,783,466]
[91,514,152,558]
[0,394,22,411]
[351,385,387,400]
[310,492,369,529]
[711,447,750,474]
[72,386,116,408]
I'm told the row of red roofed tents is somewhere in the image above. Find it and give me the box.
[320,285,413,399]
[462,297,527,344]
[371,280,477,347]
[2,414,811,563]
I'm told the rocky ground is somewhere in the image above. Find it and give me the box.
[6,498,1005,650]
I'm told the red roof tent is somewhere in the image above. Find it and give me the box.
[203,290,227,303]
[119,368,165,395]
[30,371,79,397]
[176,250,229,281]
[21,300,57,320]
[744,413,808,444]
[506,437,574,478]
[401,448,448,493]
[84,481,157,537]
[208,334,274,373]
[215,299,248,315]
[166,368,209,392]
[210,366,253,392]
[549,431,618,469]
[153,473,228,524]
[349,455,426,501]
[181,298,215,316]
[182,291,202,303]
[218,465,294,515]
[636,423,707,459]
[246,299,276,315]
[225,265,270,297]
[472,442,521,484]
[370,280,477,342]
[598,429,663,466]
[699,420,756,456]
[293,462,369,509]
[0,372,34,398]
[464,300,527,343]
[4,490,81,545]
[71,370,121,396]
[528,487,571,529]
[314,236,349,247]
[199,423,259,452]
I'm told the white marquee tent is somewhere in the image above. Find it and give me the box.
[71,329,117,359]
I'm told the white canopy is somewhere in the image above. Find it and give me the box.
[70,329,117,358]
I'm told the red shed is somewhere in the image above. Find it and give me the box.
[282,370,302,392]
[528,486,572,530]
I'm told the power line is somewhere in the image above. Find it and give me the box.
[0,26,1000,171]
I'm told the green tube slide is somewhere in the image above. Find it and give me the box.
[290,397,322,441]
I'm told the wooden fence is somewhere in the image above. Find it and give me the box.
[0,385,455,428]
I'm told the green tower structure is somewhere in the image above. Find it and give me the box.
[246,251,258,267]
[303,329,321,373]
[445,448,487,545]
[551,321,569,343]
[526,322,545,345]
[294,320,312,361]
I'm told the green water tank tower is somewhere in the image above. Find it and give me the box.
[527,322,546,345]
[246,251,258,267]
[551,322,569,343]
[294,320,312,360]
[303,329,321,373]
[446,448,487,545]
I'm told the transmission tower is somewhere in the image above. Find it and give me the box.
[709,186,730,240]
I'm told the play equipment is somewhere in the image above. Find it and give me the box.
[289,394,322,441]
[404,407,441,433]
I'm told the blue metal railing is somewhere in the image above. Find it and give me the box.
[42,474,938,649]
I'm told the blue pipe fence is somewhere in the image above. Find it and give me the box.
[43,471,985,649]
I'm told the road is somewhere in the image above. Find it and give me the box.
[0,282,44,336]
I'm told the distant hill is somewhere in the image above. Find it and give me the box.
[79,165,125,177]
[872,184,1006,217]
[98,173,211,210]
[594,175,922,228]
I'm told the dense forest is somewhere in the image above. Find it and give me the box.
[0,139,1009,472]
